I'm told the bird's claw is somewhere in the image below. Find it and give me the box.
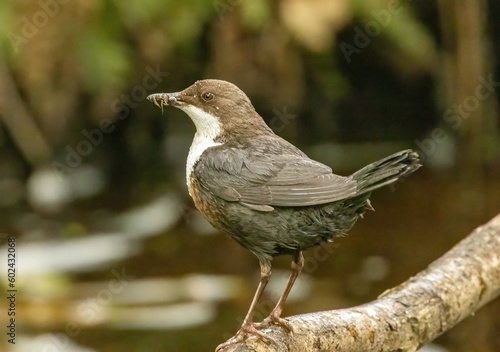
[215,322,277,351]
[216,313,294,351]
[254,312,294,334]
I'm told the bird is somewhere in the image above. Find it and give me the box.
[147,79,420,351]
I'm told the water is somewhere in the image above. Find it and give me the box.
[3,165,500,352]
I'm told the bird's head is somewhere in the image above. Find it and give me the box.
[147,79,272,141]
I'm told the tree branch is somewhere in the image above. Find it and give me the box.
[220,213,500,352]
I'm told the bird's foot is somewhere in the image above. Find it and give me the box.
[215,322,276,351]
[254,310,294,334]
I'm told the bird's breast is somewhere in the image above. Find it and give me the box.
[188,172,228,231]
[186,133,222,193]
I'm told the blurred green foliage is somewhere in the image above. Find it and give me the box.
[0,0,497,194]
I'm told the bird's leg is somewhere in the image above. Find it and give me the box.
[215,260,273,351]
[255,251,304,332]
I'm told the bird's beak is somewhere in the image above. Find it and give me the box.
[147,92,182,113]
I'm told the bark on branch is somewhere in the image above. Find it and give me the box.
[220,213,500,352]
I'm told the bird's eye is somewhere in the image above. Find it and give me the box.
[202,92,215,101]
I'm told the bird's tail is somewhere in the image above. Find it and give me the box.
[351,149,421,195]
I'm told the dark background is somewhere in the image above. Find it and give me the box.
[0,0,499,351]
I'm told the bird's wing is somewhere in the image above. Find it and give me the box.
[194,144,357,210]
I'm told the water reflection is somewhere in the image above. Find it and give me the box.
[2,166,498,352]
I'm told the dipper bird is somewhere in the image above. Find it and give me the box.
[147,79,420,351]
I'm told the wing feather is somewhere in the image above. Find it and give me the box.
[195,141,357,209]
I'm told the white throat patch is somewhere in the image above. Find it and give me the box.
[179,105,222,193]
